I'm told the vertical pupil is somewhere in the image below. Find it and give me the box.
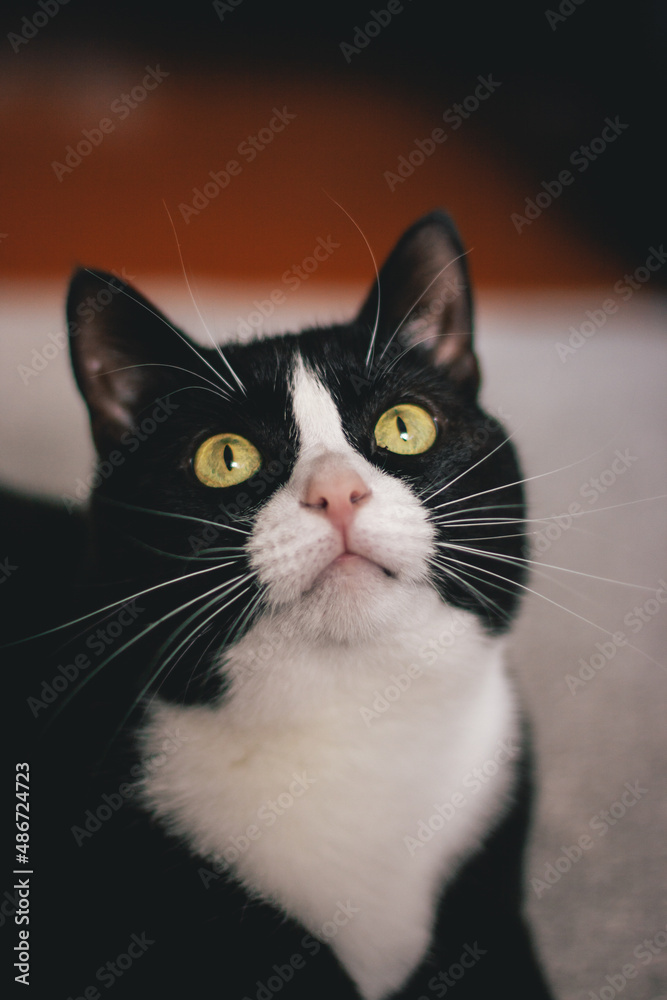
[396,415,409,441]
[223,444,235,470]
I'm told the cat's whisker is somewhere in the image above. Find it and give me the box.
[162,199,247,395]
[431,502,530,521]
[435,544,604,610]
[50,572,255,726]
[428,460,558,512]
[430,456,583,513]
[152,572,256,676]
[423,425,521,504]
[428,554,511,623]
[215,584,266,661]
[83,267,241,398]
[96,494,252,537]
[438,537,661,613]
[4,559,238,648]
[431,511,650,554]
[469,529,602,550]
[434,515,527,525]
[132,577,258,721]
[78,563,250,666]
[168,384,232,403]
[434,521,526,533]
[378,331,442,376]
[182,622,226,702]
[451,531,530,542]
[92,363,231,403]
[195,546,248,558]
[431,553,519,602]
[322,193,381,373]
[432,518,606,547]
[437,540,661,592]
[107,575,259,744]
[427,417,648,511]
[432,496,667,527]
[106,529,247,563]
[157,582,256,689]
[504,494,667,525]
[436,551,667,672]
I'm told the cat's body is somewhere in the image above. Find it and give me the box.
[14,212,554,998]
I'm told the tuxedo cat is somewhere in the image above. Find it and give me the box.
[21,211,554,998]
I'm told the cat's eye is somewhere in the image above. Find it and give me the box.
[374,404,437,456]
[193,433,262,488]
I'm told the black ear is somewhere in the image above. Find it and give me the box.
[67,269,194,452]
[357,210,479,392]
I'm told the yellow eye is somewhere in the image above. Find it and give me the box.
[193,433,262,488]
[374,404,437,455]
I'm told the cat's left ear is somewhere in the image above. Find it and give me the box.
[67,268,195,453]
[357,210,479,393]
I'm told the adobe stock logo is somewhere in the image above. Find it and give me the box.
[339,2,409,62]
[511,116,629,234]
[588,920,667,1000]
[177,107,296,223]
[544,0,587,31]
[7,0,70,53]
[50,67,170,181]
[531,780,648,899]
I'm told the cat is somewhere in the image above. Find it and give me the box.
[16,210,555,998]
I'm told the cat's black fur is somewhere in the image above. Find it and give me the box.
[6,211,555,998]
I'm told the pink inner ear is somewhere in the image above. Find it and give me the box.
[99,398,135,432]
[410,310,478,387]
[441,347,480,387]
[405,300,475,374]
[432,329,474,368]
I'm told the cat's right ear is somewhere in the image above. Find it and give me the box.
[67,269,193,452]
[357,211,479,394]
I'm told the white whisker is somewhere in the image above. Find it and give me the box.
[435,551,667,672]
[144,577,257,711]
[8,558,239,647]
[97,362,231,402]
[97,495,252,538]
[162,200,246,394]
[322,192,381,372]
[437,541,659,592]
[84,267,241,398]
[377,248,473,364]
[111,574,258,735]
[423,425,521,503]
[428,555,510,621]
[52,571,256,728]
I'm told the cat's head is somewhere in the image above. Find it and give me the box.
[67,211,524,694]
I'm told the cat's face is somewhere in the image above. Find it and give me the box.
[67,211,525,700]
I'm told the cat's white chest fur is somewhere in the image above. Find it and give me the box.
[139,597,518,1000]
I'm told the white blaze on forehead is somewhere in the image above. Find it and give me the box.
[290,355,350,455]
[246,350,436,625]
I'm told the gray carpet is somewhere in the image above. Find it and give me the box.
[477,293,667,1000]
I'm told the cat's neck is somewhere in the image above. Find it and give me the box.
[217,589,502,728]
[139,600,516,1000]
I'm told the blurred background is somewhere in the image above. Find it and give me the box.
[1,0,665,288]
[1,3,666,999]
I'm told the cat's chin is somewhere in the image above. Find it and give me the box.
[279,557,411,645]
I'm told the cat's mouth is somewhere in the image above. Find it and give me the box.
[324,551,395,580]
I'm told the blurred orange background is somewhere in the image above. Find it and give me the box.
[1,3,663,293]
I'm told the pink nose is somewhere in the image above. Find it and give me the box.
[302,464,371,533]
